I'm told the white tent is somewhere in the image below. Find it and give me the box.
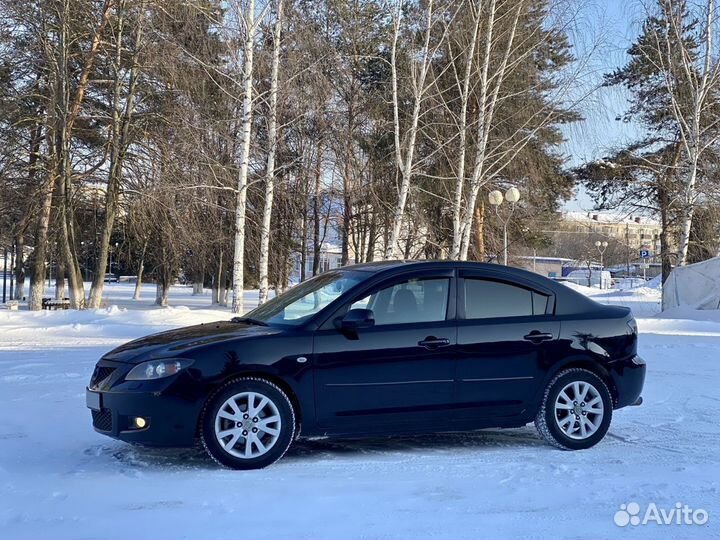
[664,256,720,310]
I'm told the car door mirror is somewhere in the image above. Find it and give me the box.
[339,308,375,332]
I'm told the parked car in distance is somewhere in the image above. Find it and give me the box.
[103,273,118,283]
[87,261,646,470]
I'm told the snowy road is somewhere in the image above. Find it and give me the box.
[0,284,718,539]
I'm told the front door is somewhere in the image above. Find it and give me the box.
[313,272,456,434]
[454,273,560,420]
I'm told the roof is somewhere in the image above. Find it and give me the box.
[342,259,547,278]
[563,211,661,227]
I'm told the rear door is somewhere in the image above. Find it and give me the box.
[313,270,457,433]
[454,270,560,420]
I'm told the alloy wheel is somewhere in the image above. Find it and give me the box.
[553,381,605,440]
[214,391,282,459]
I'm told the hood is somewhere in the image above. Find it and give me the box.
[102,320,283,363]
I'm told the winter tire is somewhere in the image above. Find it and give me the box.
[535,368,612,450]
[200,377,295,469]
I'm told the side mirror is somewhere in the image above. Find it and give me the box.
[339,308,375,332]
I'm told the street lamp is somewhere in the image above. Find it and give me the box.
[109,242,119,275]
[594,240,608,289]
[488,186,521,266]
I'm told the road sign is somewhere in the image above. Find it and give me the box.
[639,249,651,259]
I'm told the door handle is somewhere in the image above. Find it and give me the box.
[523,331,554,344]
[418,336,451,349]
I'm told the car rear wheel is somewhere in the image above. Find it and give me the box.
[200,377,295,469]
[535,368,612,450]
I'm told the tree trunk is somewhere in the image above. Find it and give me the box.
[132,239,147,300]
[312,142,322,276]
[341,156,352,266]
[676,164,697,266]
[458,0,522,260]
[13,235,26,301]
[231,0,260,314]
[366,210,377,262]
[660,143,682,309]
[258,0,283,305]
[214,249,224,304]
[300,198,308,281]
[28,171,56,310]
[450,6,481,260]
[155,281,169,307]
[193,278,204,295]
[56,160,85,308]
[472,199,485,261]
[386,0,435,259]
[88,2,141,308]
[55,262,66,300]
[132,262,144,300]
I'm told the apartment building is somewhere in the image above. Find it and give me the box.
[562,211,662,252]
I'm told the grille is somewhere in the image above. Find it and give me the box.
[92,409,113,432]
[90,366,116,387]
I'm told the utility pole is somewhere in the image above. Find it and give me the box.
[626,222,630,275]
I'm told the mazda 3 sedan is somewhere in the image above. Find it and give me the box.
[86,261,646,469]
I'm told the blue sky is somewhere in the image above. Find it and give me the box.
[561,0,647,211]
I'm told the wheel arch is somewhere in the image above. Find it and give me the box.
[535,356,619,409]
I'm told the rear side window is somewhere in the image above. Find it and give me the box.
[464,279,548,319]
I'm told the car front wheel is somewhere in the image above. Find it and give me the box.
[200,377,295,469]
[535,368,612,450]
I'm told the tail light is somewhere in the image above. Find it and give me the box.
[627,318,638,335]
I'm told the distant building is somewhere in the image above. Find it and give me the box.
[563,212,662,253]
[291,243,343,281]
[562,211,662,252]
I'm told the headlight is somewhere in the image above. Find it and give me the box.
[125,359,194,381]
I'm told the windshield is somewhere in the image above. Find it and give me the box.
[244,270,368,326]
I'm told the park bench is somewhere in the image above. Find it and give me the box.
[41,297,71,310]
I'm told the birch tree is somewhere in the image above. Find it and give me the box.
[647,0,720,265]
[386,0,446,259]
[231,0,265,314]
[456,0,524,261]
[449,0,581,261]
[258,0,283,305]
[448,2,482,260]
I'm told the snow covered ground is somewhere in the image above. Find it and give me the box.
[0,282,718,539]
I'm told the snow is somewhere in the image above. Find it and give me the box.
[1,283,719,539]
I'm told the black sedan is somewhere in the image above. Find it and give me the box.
[86,261,646,469]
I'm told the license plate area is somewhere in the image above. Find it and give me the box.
[86,389,102,411]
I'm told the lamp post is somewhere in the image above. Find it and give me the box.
[109,242,119,275]
[488,186,521,266]
[594,240,608,289]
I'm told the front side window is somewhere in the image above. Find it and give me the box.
[246,270,368,326]
[464,278,548,319]
[351,277,450,326]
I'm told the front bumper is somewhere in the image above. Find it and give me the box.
[86,360,203,447]
[608,354,646,409]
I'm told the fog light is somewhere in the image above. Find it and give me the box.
[132,417,147,429]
